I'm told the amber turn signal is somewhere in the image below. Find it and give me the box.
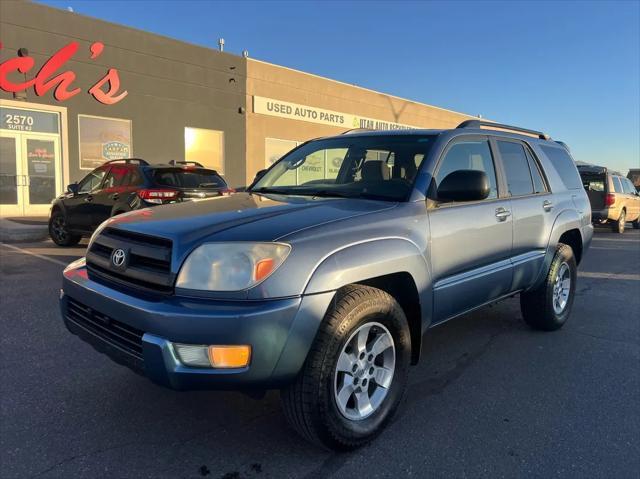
[208,345,251,368]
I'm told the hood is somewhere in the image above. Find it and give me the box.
[107,192,396,245]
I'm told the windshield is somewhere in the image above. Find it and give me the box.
[250,135,435,201]
[152,168,227,189]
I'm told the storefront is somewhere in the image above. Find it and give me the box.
[1,1,476,217]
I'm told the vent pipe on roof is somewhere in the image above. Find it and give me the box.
[218,38,225,52]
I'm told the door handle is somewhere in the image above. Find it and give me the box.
[495,208,511,221]
[84,194,93,202]
[543,200,554,212]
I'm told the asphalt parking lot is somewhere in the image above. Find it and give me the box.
[1,229,639,479]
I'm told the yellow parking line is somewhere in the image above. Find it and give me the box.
[0,242,67,267]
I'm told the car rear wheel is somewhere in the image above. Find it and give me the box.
[280,285,411,451]
[49,211,81,247]
[612,210,626,233]
[520,243,577,331]
[632,218,639,229]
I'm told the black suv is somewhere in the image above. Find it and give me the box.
[49,159,232,246]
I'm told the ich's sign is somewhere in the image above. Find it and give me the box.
[253,96,418,131]
[0,41,127,105]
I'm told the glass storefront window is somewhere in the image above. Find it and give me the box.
[185,127,224,173]
[78,115,132,170]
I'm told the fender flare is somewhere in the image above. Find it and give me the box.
[531,208,582,289]
[270,238,433,380]
[303,237,432,327]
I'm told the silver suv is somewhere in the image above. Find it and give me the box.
[60,120,593,450]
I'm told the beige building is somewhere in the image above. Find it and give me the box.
[245,59,476,184]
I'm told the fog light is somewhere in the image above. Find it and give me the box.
[173,343,251,368]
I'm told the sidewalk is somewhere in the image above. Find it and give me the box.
[0,217,49,243]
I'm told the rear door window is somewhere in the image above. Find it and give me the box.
[525,147,548,193]
[497,141,534,196]
[622,178,636,195]
[102,165,129,189]
[540,145,582,190]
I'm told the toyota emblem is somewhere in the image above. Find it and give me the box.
[111,248,127,268]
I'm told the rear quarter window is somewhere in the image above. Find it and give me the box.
[540,145,582,190]
[153,168,226,188]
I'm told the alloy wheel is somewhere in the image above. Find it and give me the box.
[552,262,571,314]
[333,322,395,421]
[51,215,68,242]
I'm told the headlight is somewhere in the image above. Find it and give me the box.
[176,242,291,291]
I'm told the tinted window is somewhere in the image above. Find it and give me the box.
[540,145,582,190]
[497,141,534,196]
[436,139,498,200]
[622,178,636,194]
[78,166,107,193]
[126,168,144,187]
[525,147,547,193]
[153,168,227,189]
[103,165,129,188]
[612,176,624,193]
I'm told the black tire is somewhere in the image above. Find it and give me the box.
[281,285,411,451]
[520,243,577,331]
[612,209,626,233]
[48,210,81,247]
[632,218,639,229]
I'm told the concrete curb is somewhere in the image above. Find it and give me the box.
[0,218,49,243]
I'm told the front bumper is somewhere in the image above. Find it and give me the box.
[61,263,334,390]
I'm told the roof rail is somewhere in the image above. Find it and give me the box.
[104,158,149,166]
[456,120,550,140]
[169,160,204,167]
[341,128,375,135]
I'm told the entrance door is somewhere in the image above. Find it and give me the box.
[0,132,61,216]
[0,103,64,217]
[21,135,61,216]
[0,131,23,216]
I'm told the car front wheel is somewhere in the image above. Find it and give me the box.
[49,210,81,247]
[281,285,411,450]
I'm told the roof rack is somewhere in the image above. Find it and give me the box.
[456,120,550,140]
[104,158,149,166]
[341,128,375,135]
[169,160,204,167]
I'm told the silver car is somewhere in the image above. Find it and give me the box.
[60,120,592,450]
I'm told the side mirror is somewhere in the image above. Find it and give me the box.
[253,169,267,184]
[67,183,79,195]
[437,170,490,202]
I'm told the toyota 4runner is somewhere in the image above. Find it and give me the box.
[60,120,592,450]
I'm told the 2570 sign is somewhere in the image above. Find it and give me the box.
[0,41,128,105]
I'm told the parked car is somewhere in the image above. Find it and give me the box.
[577,165,640,233]
[60,120,592,450]
[49,159,233,246]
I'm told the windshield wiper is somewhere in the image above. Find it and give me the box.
[306,190,399,201]
[250,187,292,194]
